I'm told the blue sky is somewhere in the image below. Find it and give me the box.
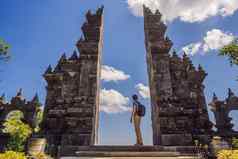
[1,0,238,145]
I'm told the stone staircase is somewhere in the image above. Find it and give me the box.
[59,145,203,159]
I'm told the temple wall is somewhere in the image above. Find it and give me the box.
[42,7,104,155]
[143,6,212,146]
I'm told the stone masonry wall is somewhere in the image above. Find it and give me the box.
[41,7,103,155]
[143,6,212,146]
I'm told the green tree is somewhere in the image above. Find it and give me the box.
[0,38,10,82]
[0,38,10,60]
[3,111,32,152]
[232,138,238,149]
[219,39,238,66]
[6,111,23,121]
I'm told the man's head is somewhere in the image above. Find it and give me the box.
[132,94,138,101]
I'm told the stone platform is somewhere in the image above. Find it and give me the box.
[59,146,202,159]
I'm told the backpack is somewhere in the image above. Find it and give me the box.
[135,101,146,117]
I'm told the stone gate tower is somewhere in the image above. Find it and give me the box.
[144,6,212,146]
[41,7,103,154]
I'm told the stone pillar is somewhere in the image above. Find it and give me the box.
[42,7,103,155]
[143,6,173,145]
[143,6,212,146]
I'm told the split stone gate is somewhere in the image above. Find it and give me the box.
[41,6,238,156]
[0,5,238,158]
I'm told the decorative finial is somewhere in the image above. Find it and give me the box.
[228,88,235,98]
[32,93,40,104]
[0,93,5,103]
[143,5,153,15]
[59,53,67,63]
[155,9,162,16]
[86,10,92,17]
[1,93,5,99]
[54,53,66,73]
[183,52,188,58]
[198,64,202,69]
[213,93,218,101]
[198,64,204,72]
[16,88,23,99]
[172,50,177,57]
[44,65,52,75]
[183,51,191,60]
[96,5,104,15]
[87,10,91,14]
[54,63,61,73]
[182,52,192,65]
[31,93,41,108]
[69,50,78,60]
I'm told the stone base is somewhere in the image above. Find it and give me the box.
[193,134,212,145]
[61,134,91,146]
[61,156,201,159]
[58,145,200,158]
[161,134,193,146]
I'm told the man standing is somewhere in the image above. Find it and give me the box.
[130,94,145,146]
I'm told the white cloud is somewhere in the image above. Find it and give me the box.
[182,42,202,56]
[203,29,235,52]
[135,83,150,99]
[101,65,130,82]
[182,29,235,55]
[127,0,238,23]
[100,89,132,114]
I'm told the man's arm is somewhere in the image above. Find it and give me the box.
[130,104,135,123]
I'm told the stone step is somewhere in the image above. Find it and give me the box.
[60,145,197,153]
[59,146,201,158]
[61,157,201,159]
[73,151,200,157]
